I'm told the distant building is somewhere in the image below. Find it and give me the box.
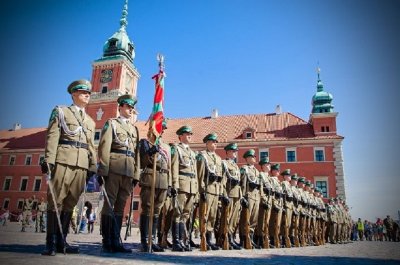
[0,2,346,223]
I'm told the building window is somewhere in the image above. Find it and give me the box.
[3,177,12,191]
[259,149,269,161]
[321,126,325,132]
[20,177,28,191]
[17,200,24,210]
[9,155,16,165]
[3,199,10,209]
[326,126,330,132]
[109,40,117,48]
[314,148,325,162]
[39,154,45,165]
[245,132,252,139]
[286,148,296,162]
[25,155,32,165]
[94,131,101,141]
[132,201,139,211]
[128,44,133,55]
[102,86,108,93]
[315,180,328,198]
[33,177,41,192]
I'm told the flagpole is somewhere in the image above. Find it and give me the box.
[147,53,165,253]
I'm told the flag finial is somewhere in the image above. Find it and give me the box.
[157,53,165,71]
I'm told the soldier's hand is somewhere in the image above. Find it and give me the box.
[132,179,139,187]
[170,187,177,197]
[240,197,249,208]
[148,145,160,156]
[97,175,104,186]
[201,192,207,201]
[219,195,231,206]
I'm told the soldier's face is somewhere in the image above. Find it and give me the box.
[72,90,91,107]
[290,180,297,186]
[271,169,279,176]
[119,104,134,118]
[226,150,237,159]
[206,140,217,152]
[180,132,192,144]
[262,164,270,172]
[245,156,256,165]
[297,183,304,188]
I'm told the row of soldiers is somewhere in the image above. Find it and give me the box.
[39,79,351,256]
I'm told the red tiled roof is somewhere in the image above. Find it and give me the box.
[0,112,343,151]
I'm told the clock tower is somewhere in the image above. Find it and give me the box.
[86,0,140,141]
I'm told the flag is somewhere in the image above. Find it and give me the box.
[148,69,165,144]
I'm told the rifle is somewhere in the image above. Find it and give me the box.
[218,202,230,250]
[124,187,135,241]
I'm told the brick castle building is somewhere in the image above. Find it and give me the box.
[0,2,346,223]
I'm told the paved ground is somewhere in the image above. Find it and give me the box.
[0,222,399,265]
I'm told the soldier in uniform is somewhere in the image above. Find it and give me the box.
[297,177,309,247]
[304,180,313,245]
[327,198,337,243]
[41,79,97,255]
[97,94,140,253]
[21,195,35,232]
[255,157,273,249]
[221,143,242,250]
[290,174,302,247]
[197,133,228,251]
[138,120,170,252]
[308,184,319,246]
[36,197,47,233]
[239,149,262,248]
[334,197,344,244]
[269,164,284,248]
[280,169,294,248]
[171,126,198,252]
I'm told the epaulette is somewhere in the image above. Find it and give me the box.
[196,153,204,161]
[102,120,110,132]
[240,167,246,174]
[49,107,59,124]
[170,144,176,156]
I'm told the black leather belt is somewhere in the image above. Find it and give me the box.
[179,171,196,178]
[111,149,135,158]
[59,140,88,149]
[146,166,168,174]
[286,196,293,202]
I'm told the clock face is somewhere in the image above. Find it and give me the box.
[100,69,113,83]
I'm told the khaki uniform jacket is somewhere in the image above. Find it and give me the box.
[45,105,97,171]
[222,159,242,199]
[140,139,171,189]
[291,185,302,215]
[281,180,294,210]
[38,202,47,212]
[240,165,262,202]
[327,204,337,223]
[270,176,283,211]
[307,193,317,217]
[259,172,273,208]
[23,199,34,211]
[197,150,224,196]
[97,118,140,180]
[171,143,198,194]
[298,188,309,216]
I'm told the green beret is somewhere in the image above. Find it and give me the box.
[203,133,218,143]
[176,125,193,135]
[271,164,280,171]
[259,157,270,166]
[298,177,305,183]
[291,174,298,181]
[224,143,238,151]
[314,188,320,193]
[281,169,291,176]
[67,79,92,94]
[243,149,256,158]
[117,94,137,108]
[305,180,311,186]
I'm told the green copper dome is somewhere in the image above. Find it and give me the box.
[102,0,135,62]
[312,72,334,113]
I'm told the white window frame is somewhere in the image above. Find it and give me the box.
[38,154,45,165]
[17,199,24,210]
[314,147,325,162]
[3,176,12,191]
[3,198,10,209]
[259,148,269,160]
[20,176,29,191]
[286,147,297,162]
[33,176,42,192]
[314,176,329,198]
[9,155,16,165]
[25,154,32,165]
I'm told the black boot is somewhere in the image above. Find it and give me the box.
[42,211,57,256]
[228,233,242,250]
[179,222,191,251]
[112,215,131,253]
[101,215,113,253]
[206,232,220,250]
[252,234,261,249]
[140,214,149,252]
[171,222,184,252]
[57,211,79,254]
[152,216,165,252]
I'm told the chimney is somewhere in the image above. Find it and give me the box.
[13,123,22,130]
[275,105,282,115]
[211,109,218,119]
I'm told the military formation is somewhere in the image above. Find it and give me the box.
[39,79,352,256]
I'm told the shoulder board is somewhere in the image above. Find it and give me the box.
[49,107,59,124]
[102,120,111,132]
[196,153,204,161]
[240,167,246,174]
[170,144,176,156]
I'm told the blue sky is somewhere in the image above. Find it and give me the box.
[0,0,399,221]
